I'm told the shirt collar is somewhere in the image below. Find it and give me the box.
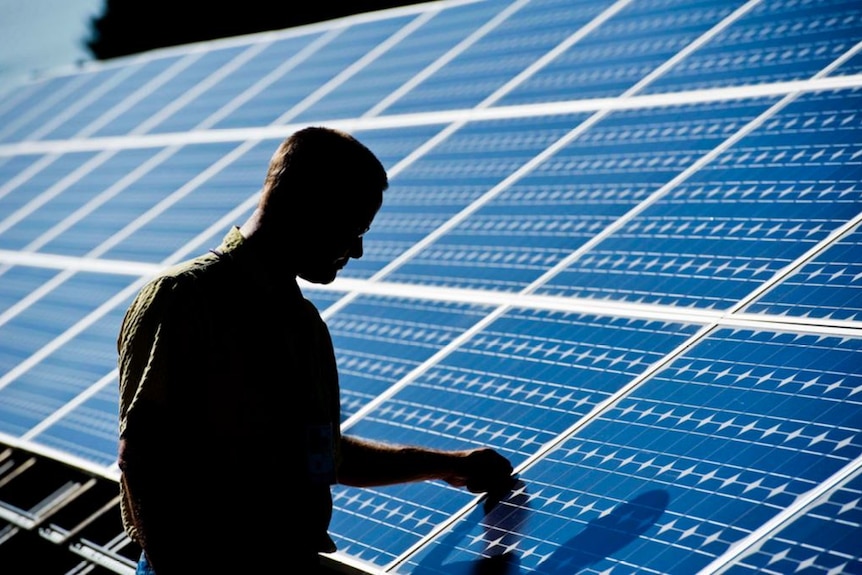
[215,226,302,300]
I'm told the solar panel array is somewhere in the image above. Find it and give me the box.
[0,0,861,573]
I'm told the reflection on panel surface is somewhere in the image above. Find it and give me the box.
[398,328,862,574]
[329,309,699,566]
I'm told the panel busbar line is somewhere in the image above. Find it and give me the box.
[0,1,860,573]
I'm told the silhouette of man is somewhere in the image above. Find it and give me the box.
[117,126,514,574]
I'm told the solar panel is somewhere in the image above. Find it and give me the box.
[0,0,861,573]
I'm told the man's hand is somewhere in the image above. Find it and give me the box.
[445,448,515,495]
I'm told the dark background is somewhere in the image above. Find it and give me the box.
[84,0,434,60]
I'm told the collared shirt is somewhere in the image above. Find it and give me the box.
[117,226,340,567]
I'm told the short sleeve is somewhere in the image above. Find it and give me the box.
[117,276,187,437]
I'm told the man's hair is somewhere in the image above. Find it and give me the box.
[260,126,388,220]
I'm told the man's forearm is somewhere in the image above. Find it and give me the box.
[337,436,459,486]
[337,435,514,493]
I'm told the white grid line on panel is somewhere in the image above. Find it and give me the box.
[701,456,862,574]
[363,0,535,118]
[0,74,92,144]
[193,28,345,130]
[3,74,862,158]
[132,42,273,135]
[6,66,140,143]
[274,11,440,124]
[72,52,209,139]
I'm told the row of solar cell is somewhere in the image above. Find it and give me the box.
[5,90,860,326]
[2,313,857,574]
[1,85,861,471]
[338,325,862,572]
[1,0,861,147]
[2,91,858,318]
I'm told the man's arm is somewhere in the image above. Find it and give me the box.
[337,435,515,495]
[117,277,202,574]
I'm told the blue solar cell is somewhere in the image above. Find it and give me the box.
[360,114,588,283]
[328,295,495,419]
[389,99,774,292]
[210,15,415,130]
[0,152,100,247]
[644,0,862,94]
[142,33,320,133]
[724,470,862,574]
[349,124,453,183]
[537,89,862,308]
[382,0,617,115]
[293,1,510,122]
[0,73,91,144]
[399,328,862,574]
[330,309,698,566]
[351,311,699,452]
[88,44,250,138]
[32,376,121,468]
[331,123,458,276]
[303,288,349,314]
[330,480,478,568]
[0,266,58,315]
[1,148,163,255]
[499,0,745,106]
[0,82,50,138]
[0,153,45,190]
[0,272,133,379]
[746,222,862,321]
[35,144,239,258]
[95,140,269,263]
[0,275,131,436]
[0,67,120,143]
[36,55,186,141]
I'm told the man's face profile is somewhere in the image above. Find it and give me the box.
[296,197,379,284]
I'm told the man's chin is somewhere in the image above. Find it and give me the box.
[298,269,338,285]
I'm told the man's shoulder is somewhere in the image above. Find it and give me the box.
[138,251,225,298]
[160,250,222,280]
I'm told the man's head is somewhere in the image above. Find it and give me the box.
[256,126,388,284]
